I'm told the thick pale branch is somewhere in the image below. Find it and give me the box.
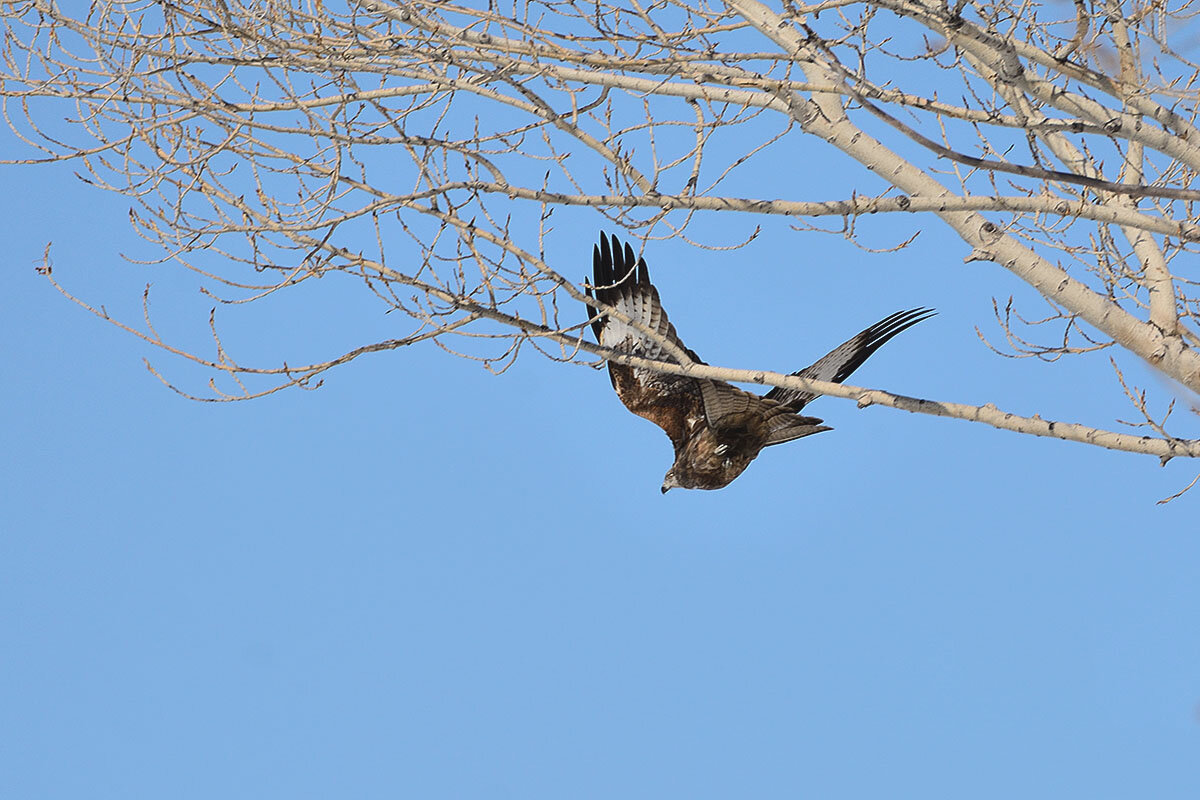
[372,181,1200,240]
[727,0,1200,391]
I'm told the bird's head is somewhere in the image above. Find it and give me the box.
[661,468,683,494]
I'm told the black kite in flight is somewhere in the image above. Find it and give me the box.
[585,232,933,492]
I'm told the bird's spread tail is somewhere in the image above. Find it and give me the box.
[762,416,832,447]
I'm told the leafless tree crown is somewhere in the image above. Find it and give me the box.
[6,0,1200,486]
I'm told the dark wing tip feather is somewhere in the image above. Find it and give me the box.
[590,230,646,343]
[866,307,937,340]
[587,241,604,340]
[597,233,612,285]
[622,241,637,282]
[830,306,935,384]
[592,230,645,292]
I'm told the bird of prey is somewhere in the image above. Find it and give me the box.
[584,232,933,492]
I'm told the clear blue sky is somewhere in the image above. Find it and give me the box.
[5,61,1200,800]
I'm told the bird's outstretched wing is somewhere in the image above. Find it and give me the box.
[763,308,936,411]
[586,232,705,447]
[586,232,700,364]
